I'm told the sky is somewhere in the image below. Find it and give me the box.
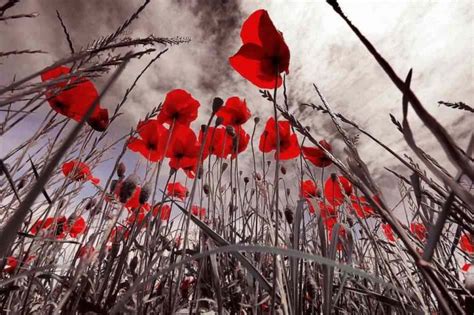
[1,0,472,206]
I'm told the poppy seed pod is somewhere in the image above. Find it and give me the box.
[215,116,224,126]
[280,166,287,175]
[221,162,228,172]
[226,126,236,137]
[244,177,249,184]
[203,184,210,195]
[139,182,151,204]
[117,162,126,178]
[119,175,138,203]
[212,97,224,113]
[254,116,260,124]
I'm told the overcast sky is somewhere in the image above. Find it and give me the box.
[1,0,472,205]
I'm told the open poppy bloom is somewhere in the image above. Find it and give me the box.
[229,10,290,89]
[30,216,68,239]
[66,216,87,238]
[410,223,427,241]
[166,182,188,201]
[324,174,353,206]
[199,127,232,159]
[230,126,250,159]
[128,119,169,162]
[191,205,206,219]
[351,195,375,219]
[259,117,299,160]
[4,256,18,274]
[381,223,395,242]
[167,125,200,178]
[62,160,100,185]
[302,140,333,168]
[216,97,251,126]
[301,180,318,198]
[41,66,109,131]
[153,204,171,221]
[460,233,474,254]
[157,89,200,126]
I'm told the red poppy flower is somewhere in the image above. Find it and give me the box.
[166,182,188,201]
[230,126,250,159]
[259,117,299,160]
[199,127,232,159]
[381,223,395,242]
[62,160,100,185]
[30,216,68,239]
[153,204,172,221]
[166,125,200,177]
[41,66,109,131]
[156,89,200,126]
[324,174,353,206]
[229,10,290,89]
[66,216,86,238]
[191,205,206,219]
[351,195,375,219]
[113,182,150,210]
[462,263,471,272]
[302,140,333,168]
[4,256,18,274]
[216,97,251,126]
[128,119,169,162]
[460,233,474,254]
[410,223,427,241]
[301,179,317,198]
[127,208,148,226]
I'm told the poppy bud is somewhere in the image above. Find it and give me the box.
[17,177,27,190]
[232,187,237,195]
[287,188,291,196]
[110,179,118,193]
[85,198,97,210]
[280,166,286,175]
[330,173,338,181]
[255,172,262,181]
[215,116,224,126]
[244,177,249,184]
[117,162,126,178]
[267,160,271,167]
[239,170,243,176]
[139,182,151,204]
[226,126,236,137]
[203,184,210,195]
[284,207,293,224]
[197,165,203,179]
[254,117,260,124]
[119,175,138,203]
[305,126,311,132]
[212,97,224,113]
[221,163,228,172]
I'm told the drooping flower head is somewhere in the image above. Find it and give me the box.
[216,97,251,126]
[324,174,352,206]
[166,182,188,201]
[302,140,333,168]
[157,89,200,126]
[229,10,290,89]
[128,119,169,162]
[259,117,299,160]
[41,66,109,131]
[62,160,100,185]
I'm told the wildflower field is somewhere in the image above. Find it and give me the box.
[0,0,473,314]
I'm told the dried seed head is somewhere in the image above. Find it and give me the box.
[110,179,118,193]
[139,182,151,204]
[284,207,293,224]
[212,97,224,113]
[215,116,224,126]
[117,162,126,178]
[254,116,260,124]
[119,175,138,203]
[17,177,27,190]
[226,126,236,137]
[280,166,286,175]
[85,198,97,210]
[243,177,249,184]
[221,162,228,172]
[203,184,210,195]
